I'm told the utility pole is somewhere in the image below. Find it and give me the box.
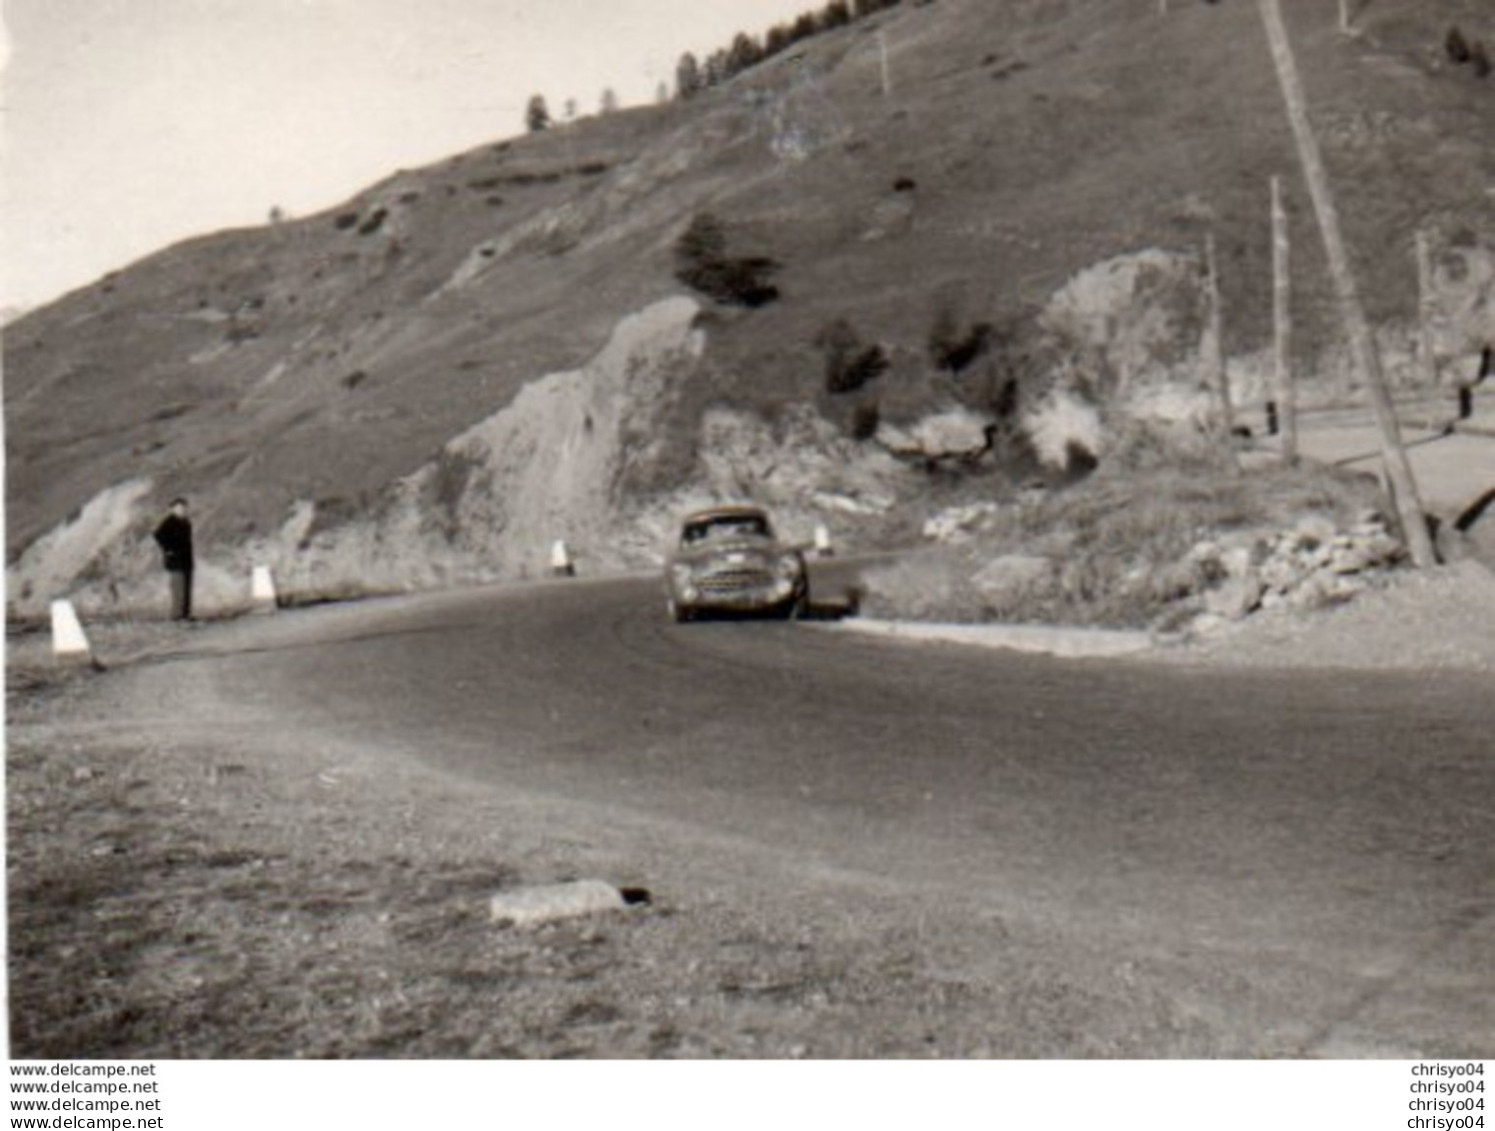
[877,29,891,97]
[1257,0,1436,566]
[562,100,578,172]
[1416,228,1438,389]
[1204,232,1237,441]
[1272,175,1297,462]
[1338,0,1352,34]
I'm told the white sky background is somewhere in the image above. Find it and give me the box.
[0,0,817,312]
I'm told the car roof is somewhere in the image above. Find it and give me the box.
[682,505,771,524]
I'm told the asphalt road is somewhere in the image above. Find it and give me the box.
[196,567,1495,1056]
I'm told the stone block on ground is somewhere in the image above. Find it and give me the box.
[489,879,648,928]
[1220,544,1259,580]
[1260,555,1306,594]
[922,502,1001,543]
[1329,543,1377,574]
[1294,514,1338,546]
[1190,612,1230,636]
[1204,576,1264,620]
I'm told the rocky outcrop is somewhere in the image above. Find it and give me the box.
[1176,512,1406,638]
[6,480,156,613]
[1009,249,1225,472]
[5,300,709,617]
[6,297,924,618]
[268,296,709,598]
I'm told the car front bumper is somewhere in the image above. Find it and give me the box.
[668,572,804,613]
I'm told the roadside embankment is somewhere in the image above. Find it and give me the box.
[831,558,1495,672]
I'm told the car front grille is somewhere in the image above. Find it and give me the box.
[696,567,775,595]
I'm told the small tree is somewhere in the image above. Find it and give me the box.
[676,52,703,99]
[600,88,620,114]
[817,318,888,393]
[927,305,994,374]
[676,212,728,265]
[1471,40,1492,78]
[674,213,781,308]
[1446,26,1471,64]
[818,318,861,390]
[727,32,762,76]
[822,1,852,29]
[525,94,551,132]
[851,401,881,441]
[703,47,731,86]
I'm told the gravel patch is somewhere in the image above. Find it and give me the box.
[1147,560,1495,672]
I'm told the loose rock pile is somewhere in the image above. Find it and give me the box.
[922,502,1002,543]
[1184,511,1405,636]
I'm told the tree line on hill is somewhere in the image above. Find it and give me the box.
[675,0,903,100]
[524,0,904,131]
[525,88,621,133]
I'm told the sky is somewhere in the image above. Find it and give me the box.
[0,0,818,312]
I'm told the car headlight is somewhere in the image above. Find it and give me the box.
[774,554,802,580]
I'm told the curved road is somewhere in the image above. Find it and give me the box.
[191,567,1495,1056]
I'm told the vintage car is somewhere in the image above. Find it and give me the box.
[664,505,809,622]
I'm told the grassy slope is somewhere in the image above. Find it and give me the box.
[5,0,1492,559]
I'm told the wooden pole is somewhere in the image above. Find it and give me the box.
[1272,175,1297,462]
[1257,0,1436,567]
[1416,228,1438,389]
[1338,0,1352,34]
[1204,232,1237,440]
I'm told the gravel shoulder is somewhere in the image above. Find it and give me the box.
[1146,559,1495,673]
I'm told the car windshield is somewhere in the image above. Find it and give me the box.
[682,515,770,546]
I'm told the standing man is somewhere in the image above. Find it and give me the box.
[153,497,195,621]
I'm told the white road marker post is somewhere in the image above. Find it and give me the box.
[813,523,834,559]
[250,565,278,613]
[550,539,576,578]
[50,599,94,664]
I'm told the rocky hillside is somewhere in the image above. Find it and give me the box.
[6,0,1493,619]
